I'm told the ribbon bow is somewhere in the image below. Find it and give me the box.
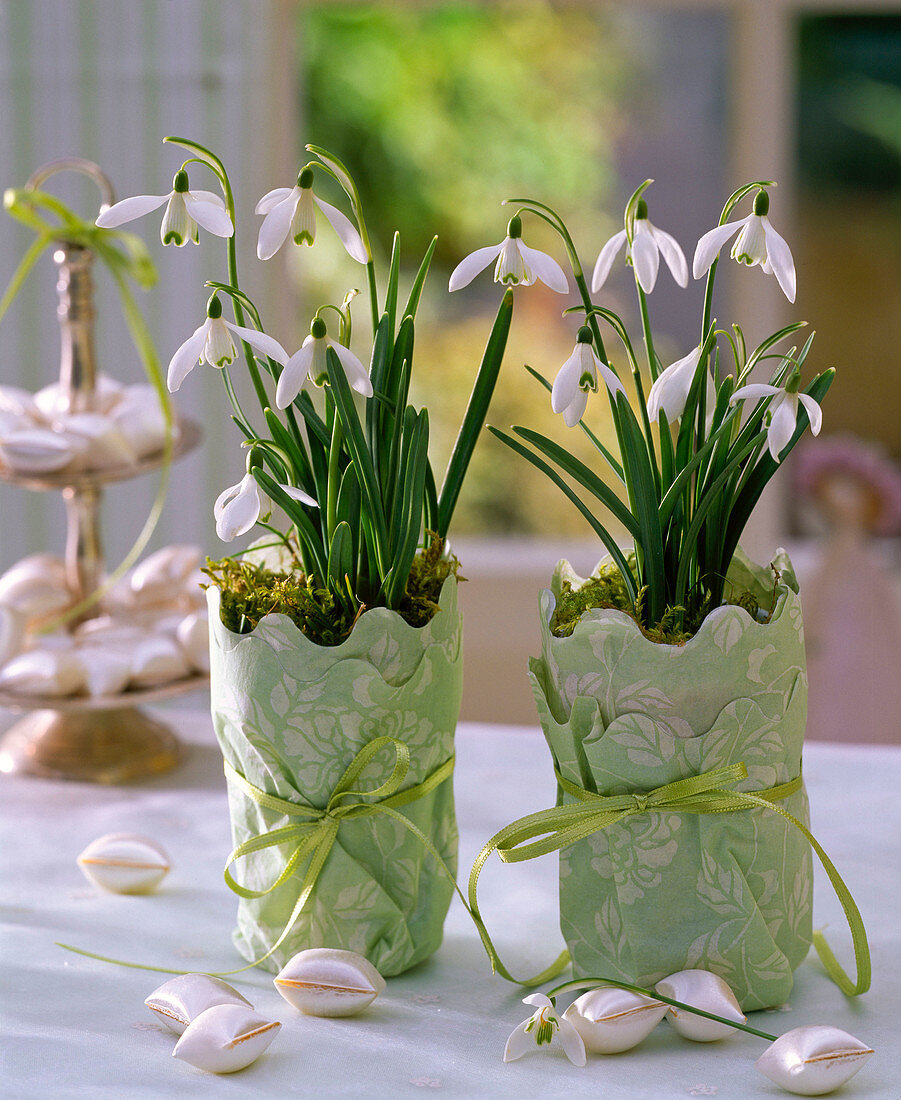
[222,735,455,968]
[468,760,870,996]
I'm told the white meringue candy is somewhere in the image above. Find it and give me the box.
[77,645,132,697]
[273,948,386,1017]
[129,545,203,604]
[755,1025,874,1096]
[0,409,28,436]
[561,987,668,1054]
[173,1003,281,1074]
[145,974,252,1035]
[0,428,88,474]
[0,648,84,696]
[0,565,73,625]
[0,552,68,590]
[127,635,190,687]
[33,374,124,418]
[74,615,145,645]
[654,969,746,1041]
[0,603,26,666]
[176,611,210,673]
[111,384,173,458]
[76,832,170,894]
[52,412,136,470]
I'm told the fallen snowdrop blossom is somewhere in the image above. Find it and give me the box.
[504,993,586,1066]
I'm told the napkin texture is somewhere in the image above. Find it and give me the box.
[529,549,813,1010]
[208,576,462,976]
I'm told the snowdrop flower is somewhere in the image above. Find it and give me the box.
[449,216,568,293]
[167,295,289,392]
[730,366,822,461]
[214,471,316,542]
[755,1026,874,1096]
[95,170,233,245]
[646,345,710,424]
[592,199,688,294]
[693,189,796,302]
[255,167,367,263]
[276,317,372,408]
[551,327,625,427]
[503,993,586,1067]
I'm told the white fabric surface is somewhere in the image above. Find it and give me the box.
[2,713,898,1098]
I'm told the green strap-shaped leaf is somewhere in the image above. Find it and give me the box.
[490,426,637,601]
[252,468,327,582]
[510,426,640,539]
[385,408,429,608]
[403,236,437,320]
[437,289,513,536]
[327,521,354,594]
[384,230,401,339]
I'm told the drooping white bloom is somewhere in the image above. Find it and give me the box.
[503,993,586,1067]
[255,167,367,263]
[167,296,289,392]
[95,170,233,245]
[551,327,625,427]
[592,200,688,294]
[214,472,316,543]
[730,370,822,461]
[449,216,568,294]
[693,189,796,302]
[276,318,372,408]
[646,346,707,424]
[755,1026,874,1096]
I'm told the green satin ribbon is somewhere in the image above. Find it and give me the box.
[222,735,457,970]
[468,760,870,997]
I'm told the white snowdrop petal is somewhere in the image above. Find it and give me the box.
[654,969,745,1041]
[173,1004,281,1074]
[562,987,668,1054]
[755,1025,874,1096]
[145,974,252,1035]
[77,833,170,894]
[274,948,385,1017]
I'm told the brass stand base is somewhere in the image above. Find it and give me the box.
[0,706,182,783]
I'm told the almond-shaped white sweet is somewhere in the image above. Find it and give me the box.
[654,969,746,1041]
[0,603,26,666]
[53,412,136,470]
[129,545,203,604]
[77,645,132,697]
[562,987,668,1054]
[76,832,170,894]
[176,611,210,673]
[33,374,124,418]
[0,648,84,696]
[755,1025,874,1096]
[0,428,87,473]
[111,384,174,458]
[173,1004,281,1074]
[127,635,189,687]
[0,383,40,419]
[145,974,252,1035]
[273,948,386,1017]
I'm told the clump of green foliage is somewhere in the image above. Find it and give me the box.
[550,559,769,645]
[204,536,460,646]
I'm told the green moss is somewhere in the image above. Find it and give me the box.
[550,560,771,645]
[203,535,460,646]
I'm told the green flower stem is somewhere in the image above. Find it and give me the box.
[546,977,778,1043]
[636,284,659,383]
[366,260,379,335]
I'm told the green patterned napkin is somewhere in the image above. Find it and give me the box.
[529,549,813,1011]
[208,576,463,977]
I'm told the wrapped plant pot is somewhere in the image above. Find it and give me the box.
[529,550,813,1011]
[209,575,462,977]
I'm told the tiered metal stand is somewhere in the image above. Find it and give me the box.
[0,159,206,783]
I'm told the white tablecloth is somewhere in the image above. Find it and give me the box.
[2,714,898,1098]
